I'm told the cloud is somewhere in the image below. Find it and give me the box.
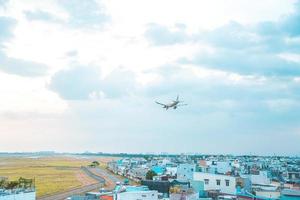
[185,2,300,76]
[0,0,8,8]
[23,0,110,29]
[60,0,110,29]
[0,16,48,76]
[280,1,300,37]
[24,10,59,22]
[0,16,16,43]
[49,66,136,100]
[0,51,48,76]
[49,67,102,100]
[144,23,187,46]
[143,2,300,77]
[186,49,300,76]
[101,68,136,98]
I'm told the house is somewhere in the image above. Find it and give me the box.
[0,191,36,200]
[169,185,198,200]
[151,166,165,176]
[249,171,271,185]
[115,185,158,200]
[193,172,237,195]
[141,180,170,197]
[281,189,300,200]
[216,161,232,175]
[0,178,35,200]
[177,164,196,181]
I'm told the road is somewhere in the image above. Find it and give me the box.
[38,167,107,200]
[90,167,123,183]
[37,183,102,200]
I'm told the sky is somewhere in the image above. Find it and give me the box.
[0,0,300,155]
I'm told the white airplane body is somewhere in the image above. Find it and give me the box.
[156,95,187,110]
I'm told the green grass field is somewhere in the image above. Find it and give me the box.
[0,156,97,197]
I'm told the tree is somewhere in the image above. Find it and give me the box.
[146,170,157,180]
[5,181,19,190]
[0,180,5,188]
[89,161,100,167]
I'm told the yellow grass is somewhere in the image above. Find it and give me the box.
[0,156,97,197]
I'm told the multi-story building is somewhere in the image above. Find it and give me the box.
[193,172,237,195]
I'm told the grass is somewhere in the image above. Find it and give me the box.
[0,156,96,197]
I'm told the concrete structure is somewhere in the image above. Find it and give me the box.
[193,172,237,195]
[169,192,198,200]
[0,191,35,200]
[117,190,158,200]
[177,164,196,181]
[216,161,232,174]
[250,171,271,185]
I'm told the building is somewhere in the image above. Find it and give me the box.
[216,161,232,174]
[193,172,237,195]
[115,185,158,200]
[249,171,271,185]
[281,189,300,200]
[177,164,196,181]
[0,178,35,200]
[141,180,170,197]
[0,191,35,200]
[117,190,158,200]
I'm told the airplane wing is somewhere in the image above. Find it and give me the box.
[155,101,167,106]
[177,103,188,107]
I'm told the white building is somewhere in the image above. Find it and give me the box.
[193,172,237,195]
[0,191,35,200]
[166,166,177,176]
[216,162,232,174]
[177,164,196,181]
[117,190,158,200]
[249,171,271,185]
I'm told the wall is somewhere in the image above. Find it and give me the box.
[193,172,236,195]
[250,171,271,185]
[216,162,231,174]
[117,191,158,200]
[0,192,35,200]
[177,164,196,181]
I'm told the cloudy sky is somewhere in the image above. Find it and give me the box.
[0,0,300,155]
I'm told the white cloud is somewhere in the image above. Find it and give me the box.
[0,0,299,154]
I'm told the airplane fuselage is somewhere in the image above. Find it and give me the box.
[156,96,186,110]
[165,101,179,109]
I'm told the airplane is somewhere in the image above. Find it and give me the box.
[156,95,187,110]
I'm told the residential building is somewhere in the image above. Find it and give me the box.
[193,172,237,195]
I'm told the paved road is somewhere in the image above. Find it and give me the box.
[37,183,102,200]
[38,167,106,200]
[90,167,123,183]
[81,167,106,184]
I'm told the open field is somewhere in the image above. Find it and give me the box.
[0,155,118,197]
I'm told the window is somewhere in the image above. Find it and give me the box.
[204,179,209,185]
[225,179,230,186]
[216,179,221,186]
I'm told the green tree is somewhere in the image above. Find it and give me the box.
[146,170,157,180]
[89,161,100,167]
[5,181,19,189]
[0,180,5,188]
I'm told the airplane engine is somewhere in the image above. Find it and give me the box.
[174,106,177,109]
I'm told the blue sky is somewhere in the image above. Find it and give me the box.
[0,0,300,155]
